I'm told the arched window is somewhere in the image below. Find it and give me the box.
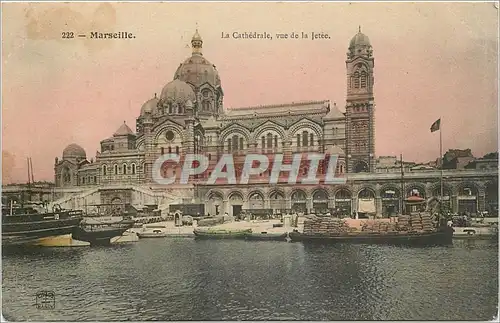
[360,71,367,88]
[239,137,244,150]
[353,72,360,88]
[93,176,97,183]
[302,131,308,147]
[227,138,232,152]
[310,133,314,146]
[168,104,172,114]
[103,165,107,176]
[297,134,301,147]
[131,164,136,175]
[274,135,278,147]
[267,133,272,149]
[114,164,118,175]
[123,164,127,175]
[261,136,265,148]
[178,105,182,113]
[168,146,172,154]
[202,101,210,111]
[175,146,179,154]
[232,135,238,152]
[161,147,165,155]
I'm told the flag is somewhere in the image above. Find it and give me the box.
[430,119,441,132]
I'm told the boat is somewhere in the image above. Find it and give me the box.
[453,226,498,240]
[110,229,139,243]
[246,231,289,241]
[71,218,136,246]
[193,228,252,239]
[137,225,169,238]
[2,202,84,246]
[288,227,454,246]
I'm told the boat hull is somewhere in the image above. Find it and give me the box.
[289,228,454,246]
[32,234,90,247]
[137,232,169,238]
[246,233,288,241]
[2,213,83,246]
[71,220,135,246]
[453,227,498,240]
[193,229,251,240]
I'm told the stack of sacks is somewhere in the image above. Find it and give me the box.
[411,213,434,232]
[361,220,398,233]
[303,216,352,235]
[420,213,434,231]
[410,214,424,231]
[396,215,411,232]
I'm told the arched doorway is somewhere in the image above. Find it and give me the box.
[228,191,244,218]
[381,187,400,216]
[207,191,224,216]
[269,191,285,214]
[485,181,498,215]
[291,190,307,213]
[457,184,479,215]
[334,189,351,217]
[432,186,452,212]
[110,197,123,216]
[357,188,376,218]
[248,191,265,209]
[312,189,329,213]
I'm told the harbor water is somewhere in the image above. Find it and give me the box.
[2,239,498,321]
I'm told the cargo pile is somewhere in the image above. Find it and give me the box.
[197,216,225,227]
[397,213,434,232]
[303,216,356,235]
[361,220,398,233]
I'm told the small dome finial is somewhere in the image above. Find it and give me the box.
[192,27,203,55]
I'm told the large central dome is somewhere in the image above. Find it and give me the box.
[173,30,221,89]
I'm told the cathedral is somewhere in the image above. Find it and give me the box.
[54,28,378,215]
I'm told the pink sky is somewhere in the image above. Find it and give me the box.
[2,2,498,183]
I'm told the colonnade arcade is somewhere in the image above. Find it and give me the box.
[202,180,495,217]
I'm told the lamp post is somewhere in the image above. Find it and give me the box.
[194,134,200,203]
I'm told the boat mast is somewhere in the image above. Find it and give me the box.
[30,157,35,184]
[400,154,404,215]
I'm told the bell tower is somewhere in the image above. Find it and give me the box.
[345,26,375,173]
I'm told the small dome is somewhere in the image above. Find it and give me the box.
[63,144,86,159]
[159,79,196,104]
[114,121,134,136]
[349,31,371,48]
[192,29,202,42]
[141,95,159,115]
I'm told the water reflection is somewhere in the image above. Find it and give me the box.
[2,239,498,321]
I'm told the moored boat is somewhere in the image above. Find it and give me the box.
[288,227,454,246]
[453,226,498,240]
[246,232,288,241]
[137,225,169,238]
[71,218,136,246]
[193,228,252,239]
[2,203,84,246]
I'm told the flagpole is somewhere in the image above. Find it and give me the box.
[440,118,443,207]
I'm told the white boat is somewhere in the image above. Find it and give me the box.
[110,229,139,244]
[137,224,169,238]
[453,226,498,240]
